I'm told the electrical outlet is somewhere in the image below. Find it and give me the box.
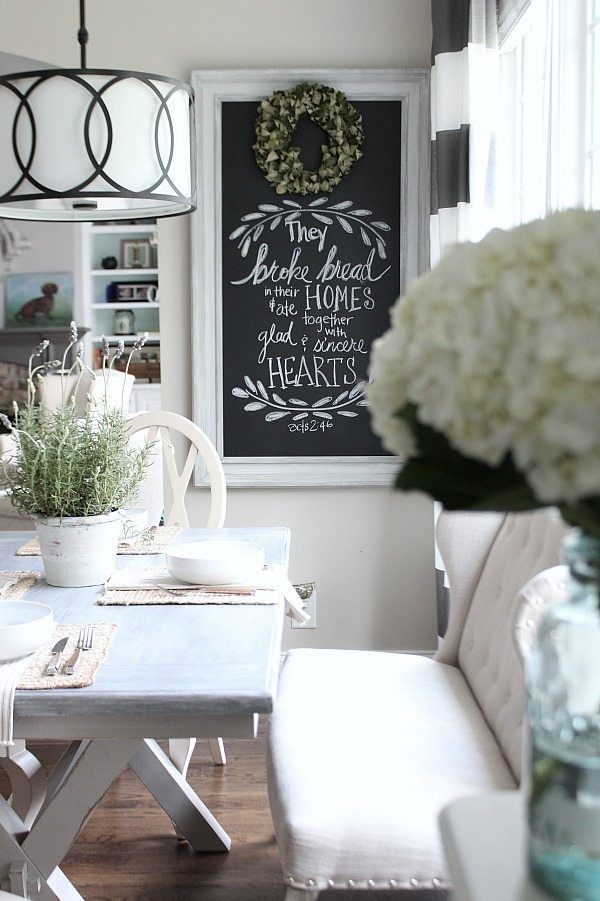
[291,581,317,629]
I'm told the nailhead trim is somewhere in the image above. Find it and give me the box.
[283,873,449,890]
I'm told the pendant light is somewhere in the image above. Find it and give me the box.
[0,0,196,221]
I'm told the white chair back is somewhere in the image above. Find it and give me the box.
[125,411,226,529]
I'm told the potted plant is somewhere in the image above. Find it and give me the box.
[0,324,150,587]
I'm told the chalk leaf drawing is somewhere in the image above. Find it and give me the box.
[229,198,391,260]
[232,378,369,422]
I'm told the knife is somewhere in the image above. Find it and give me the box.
[46,637,68,675]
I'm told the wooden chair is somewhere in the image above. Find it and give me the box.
[125,411,227,770]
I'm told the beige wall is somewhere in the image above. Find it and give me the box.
[1,0,436,652]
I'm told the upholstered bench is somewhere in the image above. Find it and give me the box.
[267,509,567,899]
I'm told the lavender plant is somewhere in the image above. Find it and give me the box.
[0,325,150,519]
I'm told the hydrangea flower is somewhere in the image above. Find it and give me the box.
[368,209,600,509]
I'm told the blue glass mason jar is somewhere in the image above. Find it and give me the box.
[526,530,600,900]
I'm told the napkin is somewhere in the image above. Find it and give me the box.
[0,656,31,749]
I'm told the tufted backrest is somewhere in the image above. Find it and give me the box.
[435,511,506,666]
[453,509,567,780]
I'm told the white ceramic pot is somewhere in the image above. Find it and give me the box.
[36,512,121,587]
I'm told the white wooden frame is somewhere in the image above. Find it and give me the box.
[191,68,430,487]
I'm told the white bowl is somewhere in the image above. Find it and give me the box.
[0,601,55,661]
[166,540,265,586]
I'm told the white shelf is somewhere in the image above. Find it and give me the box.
[92,302,160,310]
[81,222,161,369]
[91,268,158,277]
[90,224,157,234]
[91,333,160,343]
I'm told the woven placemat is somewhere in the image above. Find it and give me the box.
[16,525,181,557]
[0,571,40,600]
[98,587,278,606]
[18,623,116,689]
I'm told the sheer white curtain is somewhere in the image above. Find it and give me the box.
[498,0,589,227]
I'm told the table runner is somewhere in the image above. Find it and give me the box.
[0,570,40,599]
[98,564,309,623]
[15,525,182,557]
[99,564,276,605]
[99,587,278,605]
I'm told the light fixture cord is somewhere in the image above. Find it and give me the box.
[78,0,88,68]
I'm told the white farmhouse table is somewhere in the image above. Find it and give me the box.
[0,527,289,901]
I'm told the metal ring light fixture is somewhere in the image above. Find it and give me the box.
[0,0,196,220]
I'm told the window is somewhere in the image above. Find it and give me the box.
[498,0,596,227]
[586,0,600,206]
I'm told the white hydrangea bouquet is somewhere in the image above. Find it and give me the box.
[368,208,600,537]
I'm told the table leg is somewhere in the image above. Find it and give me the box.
[45,867,85,901]
[130,739,231,852]
[0,736,232,898]
[22,738,141,880]
[168,738,196,778]
[0,794,56,899]
[208,738,226,766]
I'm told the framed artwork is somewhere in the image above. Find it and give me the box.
[107,282,158,302]
[120,239,152,269]
[4,272,74,328]
[191,68,429,486]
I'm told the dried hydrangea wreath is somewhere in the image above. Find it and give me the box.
[253,82,364,195]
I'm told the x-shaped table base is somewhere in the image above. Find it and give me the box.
[0,738,230,900]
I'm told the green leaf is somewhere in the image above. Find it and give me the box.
[559,500,600,538]
[395,404,542,512]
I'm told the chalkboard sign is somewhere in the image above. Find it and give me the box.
[192,70,429,486]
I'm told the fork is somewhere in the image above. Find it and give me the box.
[65,625,94,675]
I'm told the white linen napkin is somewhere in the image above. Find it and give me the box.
[0,655,32,751]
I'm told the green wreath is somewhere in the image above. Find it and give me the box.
[253,82,364,195]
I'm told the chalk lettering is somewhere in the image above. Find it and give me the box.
[257,321,297,364]
[266,355,357,389]
[316,245,390,283]
[232,244,311,286]
[286,220,328,252]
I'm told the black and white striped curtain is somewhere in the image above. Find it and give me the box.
[431,0,500,638]
[430,0,499,265]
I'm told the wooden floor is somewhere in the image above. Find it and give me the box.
[2,731,446,901]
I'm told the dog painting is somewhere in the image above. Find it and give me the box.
[4,273,74,328]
